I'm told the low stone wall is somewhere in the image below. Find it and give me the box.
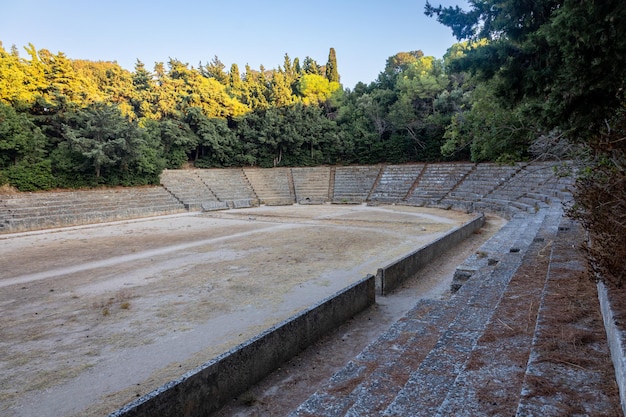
[597,281,626,416]
[376,213,485,295]
[109,274,376,417]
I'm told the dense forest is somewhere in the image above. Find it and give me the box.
[0,38,538,192]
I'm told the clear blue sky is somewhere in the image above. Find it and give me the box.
[0,0,466,89]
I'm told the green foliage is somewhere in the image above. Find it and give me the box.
[426,0,626,141]
[0,102,46,168]
[440,82,536,162]
[4,160,54,191]
[61,103,144,179]
[185,107,237,167]
[0,40,487,189]
[296,74,341,106]
[325,48,339,83]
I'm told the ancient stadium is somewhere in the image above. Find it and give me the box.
[1,162,623,417]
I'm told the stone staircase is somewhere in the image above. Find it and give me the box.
[368,164,425,204]
[332,166,382,204]
[243,167,295,205]
[291,167,332,204]
[289,206,619,416]
[196,168,258,208]
[160,169,219,210]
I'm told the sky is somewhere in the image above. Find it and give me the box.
[0,0,467,89]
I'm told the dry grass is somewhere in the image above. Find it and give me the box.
[92,289,136,316]
[0,183,19,194]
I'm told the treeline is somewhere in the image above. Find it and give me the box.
[0,42,515,191]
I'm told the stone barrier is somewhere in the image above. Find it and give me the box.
[108,274,376,417]
[376,213,485,295]
[597,281,626,416]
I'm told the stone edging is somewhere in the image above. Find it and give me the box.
[597,281,626,416]
[108,274,376,417]
[376,213,485,295]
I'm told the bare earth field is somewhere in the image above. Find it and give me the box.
[0,204,479,417]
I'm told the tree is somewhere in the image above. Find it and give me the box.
[131,60,157,119]
[61,103,144,179]
[426,0,626,285]
[302,56,320,75]
[270,70,296,107]
[0,102,46,168]
[185,107,237,167]
[155,117,198,168]
[241,64,270,110]
[325,47,339,83]
[228,63,243,94]
[296,74,341,106]
[387,56,448,149]
[376,51,424,89]
[203,56,228,84]
[425,0,626,140]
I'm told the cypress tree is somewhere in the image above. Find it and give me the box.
[325,47,339,83]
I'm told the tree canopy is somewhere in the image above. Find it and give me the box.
[0,42,476,188]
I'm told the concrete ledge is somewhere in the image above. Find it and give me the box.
[230,199,257,209]
[201,201,229,211]
[376,213,485,295]
[597,281,626,416]
[109,274,376,417]
[298,196,326,205]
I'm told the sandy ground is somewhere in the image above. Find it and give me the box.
[0,204,479,417]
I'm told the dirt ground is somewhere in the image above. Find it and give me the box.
[0,204,486,417]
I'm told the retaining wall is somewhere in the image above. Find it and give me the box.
[376,213,486,295]
[597,281,626,416]
[109,274,376,417]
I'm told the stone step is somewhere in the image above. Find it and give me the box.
[369,164,424,202]
[434,208,562,416]
[516,219,621,416]
[378,211,551,416]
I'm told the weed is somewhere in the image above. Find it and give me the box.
[238,391,257,406]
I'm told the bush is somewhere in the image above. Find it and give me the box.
[4,160,55,191]
[568,110,626,288]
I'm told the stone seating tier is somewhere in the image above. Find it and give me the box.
[0,187,185,232]
[160,170,219,205]
[405,163,475,203]
[369,164,425,202]
[195,169,258,203]
[332,166,382,203]
[291,167,332,204]
[243,167,295,206]
[2,193,180,219]
[0,162,574,230]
